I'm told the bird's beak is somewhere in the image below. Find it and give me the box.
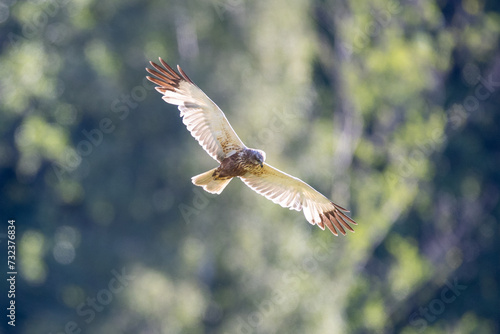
[260,162,263,168]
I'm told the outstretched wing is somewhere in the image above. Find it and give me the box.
[240,164,357,236]
[146,58,246,162]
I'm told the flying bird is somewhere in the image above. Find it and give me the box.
[146,58,357,236]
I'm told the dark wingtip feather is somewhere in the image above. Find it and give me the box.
[177,65,195,85]
[319,203,357,236]
[333,210,353,234]
[327,211,347,235]
[322,215,338,236]
[158,58,179,77]
[336,209,357,225]
[146,58,197,95]
[146,58,195,94]
[155,87,168,94]
[331,202,349,212]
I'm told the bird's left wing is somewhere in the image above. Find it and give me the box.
[146,58,246,162]
[240,163,357,236]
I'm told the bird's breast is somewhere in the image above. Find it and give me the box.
[219,148,265,178]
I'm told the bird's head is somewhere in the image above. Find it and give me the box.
[249,149,266,168]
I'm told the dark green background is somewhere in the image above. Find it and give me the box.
[1,0,499,333]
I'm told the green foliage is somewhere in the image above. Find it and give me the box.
[1,0,499,333]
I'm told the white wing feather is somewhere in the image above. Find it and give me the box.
[146,58,246,162]
[240,163,356,235]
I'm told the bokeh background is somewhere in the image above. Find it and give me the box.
[1,0,499,333]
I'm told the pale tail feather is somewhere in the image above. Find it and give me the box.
[191,168,231,194]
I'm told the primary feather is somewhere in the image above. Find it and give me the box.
[146,58,246,162]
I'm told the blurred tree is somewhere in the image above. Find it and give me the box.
[0,0,498,333]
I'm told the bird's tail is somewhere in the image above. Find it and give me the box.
[191,168,232,195]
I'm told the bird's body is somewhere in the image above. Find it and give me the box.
[146,58,357,236]
[192,148,265,194]
[217,149,265,178]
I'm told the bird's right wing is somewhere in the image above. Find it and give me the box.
[240,163,357,236]
[146,58,246,162]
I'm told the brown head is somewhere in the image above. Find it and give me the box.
[248,149,266,168]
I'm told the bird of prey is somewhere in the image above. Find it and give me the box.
[146,58,357,236]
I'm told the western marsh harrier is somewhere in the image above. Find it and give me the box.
[146,58,357,236]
